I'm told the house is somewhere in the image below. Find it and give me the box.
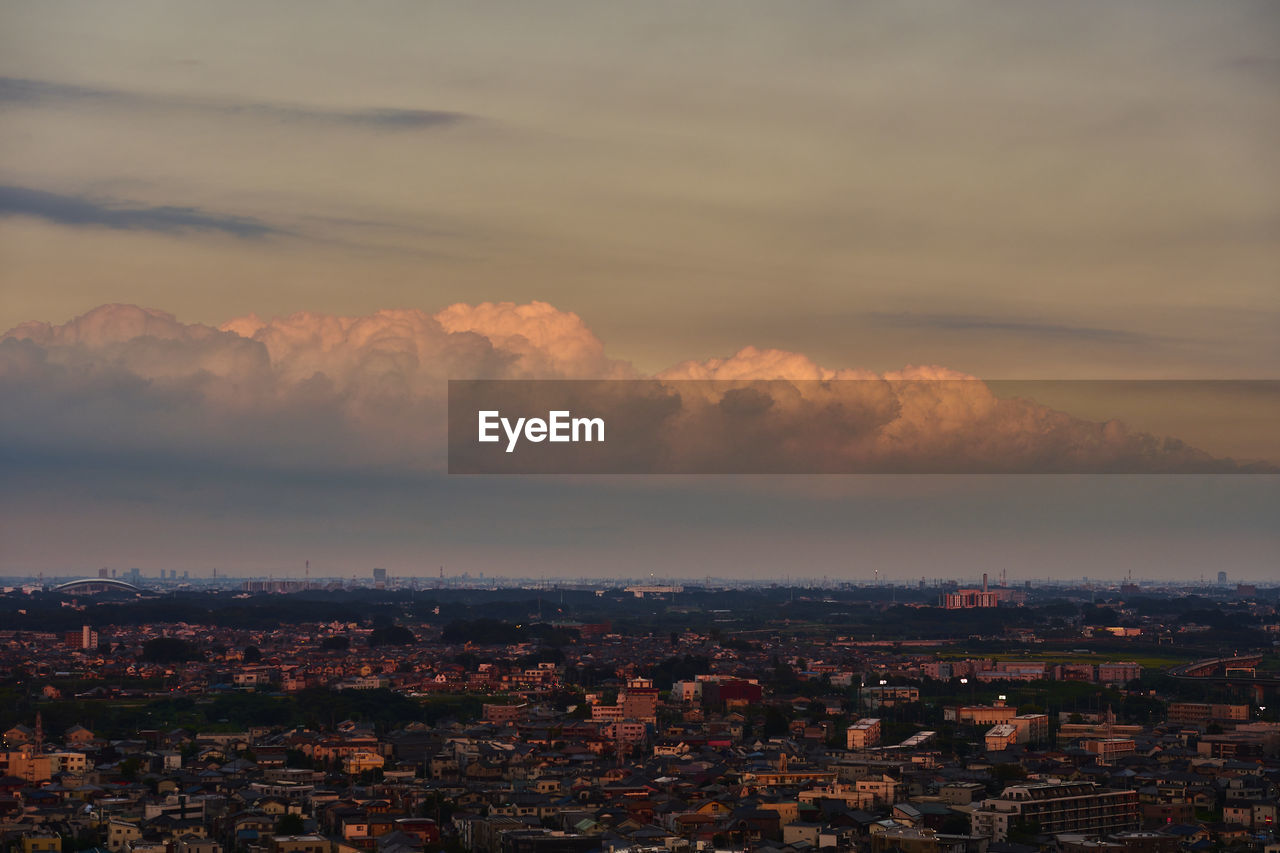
[106,819,142,852]
[65,725,96,745]
[20,835,62,853]
[3,725,35,746]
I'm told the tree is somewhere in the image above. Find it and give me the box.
[763,706,790,737]
[275,814,305,835]
[284,749,313,769]
[140,637,201,663]
[994,763,1027,783]
[243,646,262,664]
[321,636,350,651]
[119,756,142,782]
[368,625,417,647]
[440,618,524,645]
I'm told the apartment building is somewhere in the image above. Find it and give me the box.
[1167,702,1249,726]
[847,718,882,749]
[969,782,1138,841]
[1097,662,1141,683]
[947,705,1016,726]
[985,724,1018,752]
[1012,714,1050,744]
[1084,738,1137,764]
[862,685,920,708]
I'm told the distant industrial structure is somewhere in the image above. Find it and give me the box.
[623,584,683,598]
[939,573,1024,609]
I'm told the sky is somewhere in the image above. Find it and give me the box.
[1,1,1277,579]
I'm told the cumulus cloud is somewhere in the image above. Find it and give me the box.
[0,302,629,474]
[658,345,879,382]
[1,302,1270,476]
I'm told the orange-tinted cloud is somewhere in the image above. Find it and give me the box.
[2,302,1271,476]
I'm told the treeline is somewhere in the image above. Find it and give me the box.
[0,688,485,740]
[1,586,1270,645]
[440,619,579,647]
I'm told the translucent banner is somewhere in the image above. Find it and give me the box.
[448,379,1279,474]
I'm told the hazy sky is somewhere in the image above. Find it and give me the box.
[1,2,1277,579]
[4,1,1278,375]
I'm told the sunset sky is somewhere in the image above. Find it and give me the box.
[1,2,1276,579]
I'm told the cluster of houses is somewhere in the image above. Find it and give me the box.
[1,607,1277,853]
[1,679,1278,853]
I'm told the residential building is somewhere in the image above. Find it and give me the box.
[969,782,1138,841]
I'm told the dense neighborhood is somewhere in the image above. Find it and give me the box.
[0,581,1276,853]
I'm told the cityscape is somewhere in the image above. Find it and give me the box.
[1,572,1278,853]
[3,3,1278,853]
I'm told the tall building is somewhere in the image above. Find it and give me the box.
[619,676,659,722]
[62,625,98,650]
[969,782,1138,841]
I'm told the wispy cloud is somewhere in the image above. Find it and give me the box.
[866,312,1156,344]
[0,76,471,130]
[0,184,282,237]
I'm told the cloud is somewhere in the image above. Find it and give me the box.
[0,76,471,131]
[0,184,282,237]
[1,303,1272,479]
[435,301,634,380]
[0,302,632,476]
[658,345,878,382]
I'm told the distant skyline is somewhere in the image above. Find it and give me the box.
[2,2,1277,578]
[4,569,1276,586]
